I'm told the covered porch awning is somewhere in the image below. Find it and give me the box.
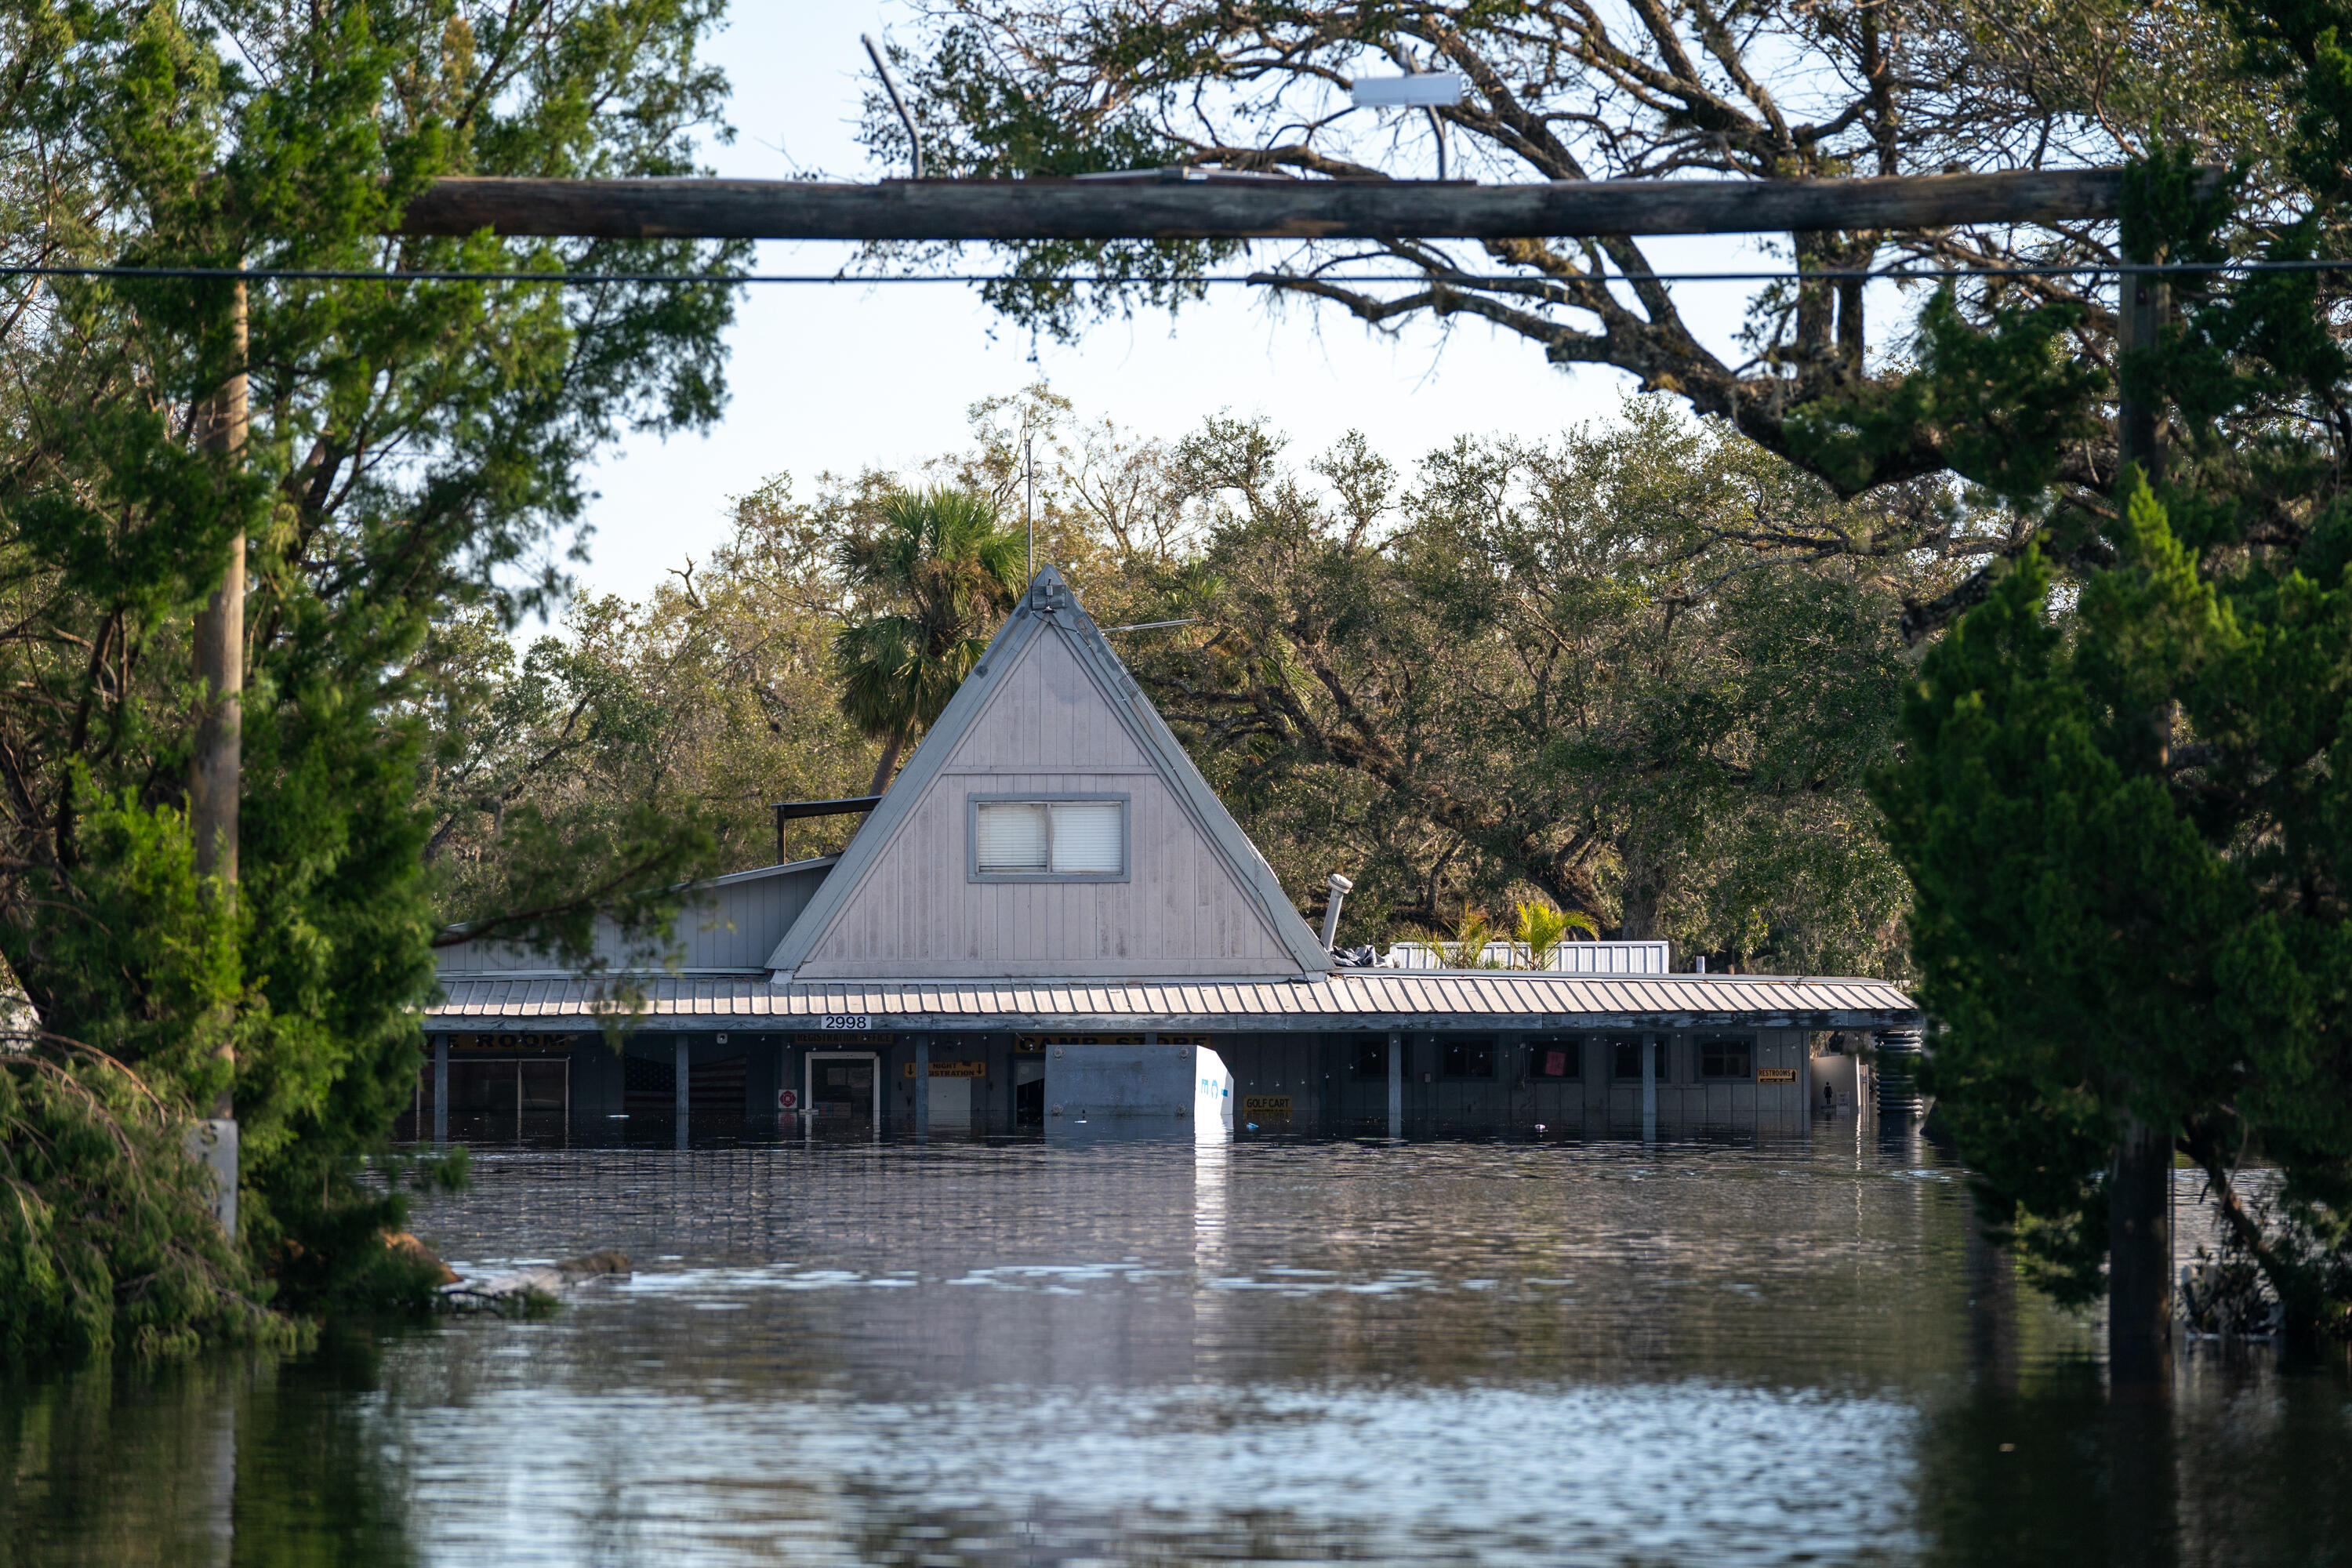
[426,970,1918,1034]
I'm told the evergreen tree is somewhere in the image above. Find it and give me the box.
[1856,3,2352,1356]
[0,0,739,1357]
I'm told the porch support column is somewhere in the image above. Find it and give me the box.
[1642,1033,1658,1145]
[433,1034,448,1146]
[675,1036,690,1148]
[1387,1030,1403,1139]
[916,1036,931,1139]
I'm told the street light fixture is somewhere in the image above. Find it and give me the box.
[1348,72,1466,108]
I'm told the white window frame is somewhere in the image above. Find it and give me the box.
[967,793,1132,883]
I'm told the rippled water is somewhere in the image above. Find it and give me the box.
[5,1124,2349,1566]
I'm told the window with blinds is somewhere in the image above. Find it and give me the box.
[975,802,1048,872]
[971,797,1128,879]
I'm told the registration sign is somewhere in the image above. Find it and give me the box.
[902,1060,987,1078]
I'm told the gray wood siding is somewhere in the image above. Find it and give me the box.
[951,630,1158,771]
[436,861,832,975]
[794,633,1301,979]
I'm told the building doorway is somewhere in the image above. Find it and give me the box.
[1013,1054,1046,1126]
[805,1052,879,1134]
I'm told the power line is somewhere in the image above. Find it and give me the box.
[2,258,2347,287]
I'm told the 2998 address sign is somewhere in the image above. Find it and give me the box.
[821,1015,873,1032]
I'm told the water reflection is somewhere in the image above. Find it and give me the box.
[1,1328,416,1567]
[4,1130,2347,1565]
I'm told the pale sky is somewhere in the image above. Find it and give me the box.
[561,0,1779,607]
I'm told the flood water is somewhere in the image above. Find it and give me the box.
[5,1123,2350,1566]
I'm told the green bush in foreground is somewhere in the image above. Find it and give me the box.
[0,1040,294,1362]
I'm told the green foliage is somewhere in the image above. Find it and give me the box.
[860,28,1234,338]
[875,0,2314,561]
[0,0,740,1361]
[10,779,241,1112]
[1098,398,1929,972]
[1443,908,1498,969]
[421,608,719,971]
[1871,0,2352,1327]
[1787,292,2107,505]
[1879,482,2352,1326]
[833,487,1027,790]
[0,1040,298,1362]
[1512,901,1582,971]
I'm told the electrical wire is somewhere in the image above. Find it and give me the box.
[1,258,2346,287]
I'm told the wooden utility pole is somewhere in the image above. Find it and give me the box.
[191,275,245,1121]
[396,167,2157,243]
[2111,262,2174,1392]
[2117,270,2169,485]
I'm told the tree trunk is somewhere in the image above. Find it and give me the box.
[1615,851,1668,943]
[2107,1110,2173,1392]
[864,724,907,798]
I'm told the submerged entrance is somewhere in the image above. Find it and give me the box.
[1014,1042,1047,1125]
[806,1051,878,1133]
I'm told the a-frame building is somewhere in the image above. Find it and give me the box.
[769,566,1332,982]
[422,569,1918,1138]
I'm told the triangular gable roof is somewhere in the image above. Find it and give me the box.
[765,566,1334,978]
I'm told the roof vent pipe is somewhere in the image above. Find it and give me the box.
[1320,873,1354,949]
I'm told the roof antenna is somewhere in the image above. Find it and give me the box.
[862,35,922,180]
[1025,433,1036,582]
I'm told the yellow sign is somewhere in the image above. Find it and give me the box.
[903,1060,987,1078]
[1758,1068,1798,1083]
[1242,1094,1293,1120]
[796,1033,893,1045]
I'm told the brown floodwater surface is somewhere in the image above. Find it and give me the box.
[4,1124,2348,1565]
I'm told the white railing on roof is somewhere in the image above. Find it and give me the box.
[1380,940,1671,975]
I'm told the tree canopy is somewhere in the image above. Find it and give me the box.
[835,486,1029,795]
[1084,399,1929,968]
[1864,0,2352,1347]
[866,0,2339,638]
[0,0,742,1357]
[453,390,1927,977]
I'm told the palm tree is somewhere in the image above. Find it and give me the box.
[1442,906,1496,968]
[834,487,1027,796]
[1512,899,1599,971]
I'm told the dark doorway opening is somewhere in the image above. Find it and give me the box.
[807,1052,877,1133]
[1014,1056,1046,1126]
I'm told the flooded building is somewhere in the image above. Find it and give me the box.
[423,568,1917,1138]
